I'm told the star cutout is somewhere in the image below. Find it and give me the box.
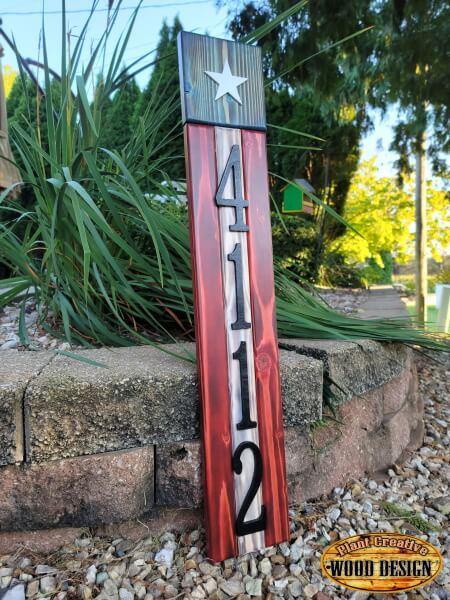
[205,60,248,105]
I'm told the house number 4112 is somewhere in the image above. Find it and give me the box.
[215,143,267,537]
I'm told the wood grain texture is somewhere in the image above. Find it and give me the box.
[178,31,266,131]
[242,129,290,547]
[215,127,265,555]
[184,123,236,561]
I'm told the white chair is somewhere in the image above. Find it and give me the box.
[437,284,450,333]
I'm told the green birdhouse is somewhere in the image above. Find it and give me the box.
[282,179,315,215]
[283,185,303,213]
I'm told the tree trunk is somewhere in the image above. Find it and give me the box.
[415,128,427,324]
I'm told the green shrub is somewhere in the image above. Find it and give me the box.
[0,1,447,356]
[361,250,393,285]
[318,252,365,288]
[272,216,321,282]
[436,264,450,285]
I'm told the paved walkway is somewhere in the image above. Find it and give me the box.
[359,285,409,320]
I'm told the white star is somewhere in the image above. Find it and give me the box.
[205,60,248,105]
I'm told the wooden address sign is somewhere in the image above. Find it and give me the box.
[178,31,289,561]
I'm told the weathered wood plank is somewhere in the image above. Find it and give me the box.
[178,31,266,131]
[242,129,290,547]
[215,126,265,555]
[184,123,237,561]
[179,32,288,560]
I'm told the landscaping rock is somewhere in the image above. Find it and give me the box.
[3,584,25,600]
[0,343,447,600]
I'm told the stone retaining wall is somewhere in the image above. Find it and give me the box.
[0,340,421,539]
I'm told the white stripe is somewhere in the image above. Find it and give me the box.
[215,126,265,555]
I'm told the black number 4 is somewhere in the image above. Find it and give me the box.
[216,144,249,232]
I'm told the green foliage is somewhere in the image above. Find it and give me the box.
[137,17,184,180]
[6,76,61,171]
[0,4,194,354]
[330,160,450,269]
[362,251,394,285]
[272,215,320,282]
[226,0,376,275]
[100,75,141,151]
[274,268,447,352]
[320,251,394,290]
[0,1,447,357]
[436,265,450,285]
[373,1,450,173]
[7,75,37,124]
[266,88,363,242]
[3,64,17,97]
[380,501,439,534]
[318,252,365,289]
[393,273,441,296]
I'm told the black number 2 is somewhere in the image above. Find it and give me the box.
[232,441,266,536]
[216,144,249,232]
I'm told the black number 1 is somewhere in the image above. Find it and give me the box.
[228,243,251,331]
[233,341,256,430]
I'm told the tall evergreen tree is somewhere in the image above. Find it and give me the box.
[373,1,450,321]
[7,75,61,167]
[226,1,376,277]
[138,16,185,180]
[100,75,141,151]
[228,0,450,300]
[375,1,450,171]
[7,75,39,131]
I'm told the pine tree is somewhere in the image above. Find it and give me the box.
[373,1,450,321]
[138,16,184,180]
[228,1,375,277]
[7,75,39,129]
[7,75,61,167]
[100,75,141,151]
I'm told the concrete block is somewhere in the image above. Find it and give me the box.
[279,349,323,425]
[25,345,200,462]
[279,338,408,400]
[154,360,420,509]
[0,350,53,466]
[0,446,154,531]
[155,441,203,508]
[0,527,84,555]
[25,345,323,462]
[287,361,421,502]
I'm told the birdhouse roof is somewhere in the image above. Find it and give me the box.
[281,178,315,195]
[293,178,315,194]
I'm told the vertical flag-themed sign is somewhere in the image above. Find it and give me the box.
[178,31,289,561]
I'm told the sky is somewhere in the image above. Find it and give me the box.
[0,0,397,176]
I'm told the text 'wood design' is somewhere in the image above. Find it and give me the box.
[178,31,289,561]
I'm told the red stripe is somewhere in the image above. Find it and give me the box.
[241,129,290,547]
[184,124,237,561]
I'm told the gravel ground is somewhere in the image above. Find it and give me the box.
[0,300,70,352]
[318,288,368,315]
[0,353,448,600]
[0,290,368,351]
